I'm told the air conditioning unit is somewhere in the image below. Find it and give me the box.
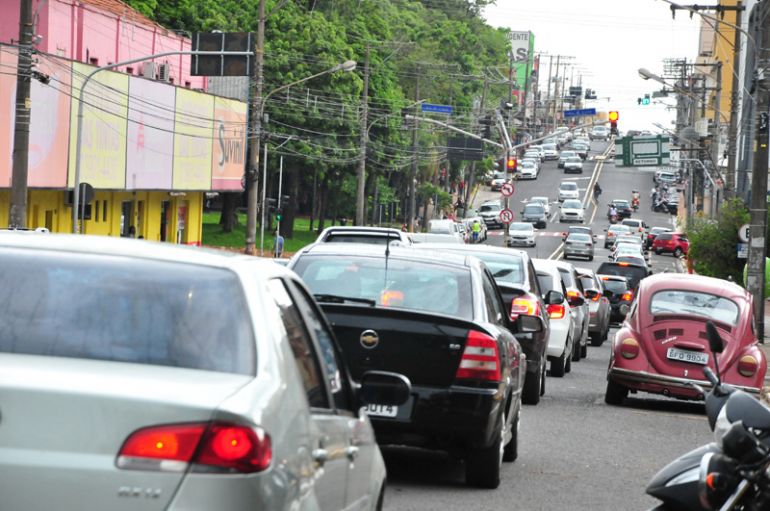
[158,63,170,82]
[142,62,156,79]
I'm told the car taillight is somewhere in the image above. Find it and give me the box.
[547,303,566,319]
[510,296,539,320]
[619,338,639,359]
[455,330,501,382]
[117,422,272,474]
[621,291,633,301]
[737,355,759,377]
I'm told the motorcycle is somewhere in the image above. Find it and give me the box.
[632,197,640,211]
[652,198,670,213]
[646,321,770,510]
[607,212,619,224]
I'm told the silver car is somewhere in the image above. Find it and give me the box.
[576,268,612,347]
[0,233,407,510]
[563,232,594,261]
[552,260,591,360]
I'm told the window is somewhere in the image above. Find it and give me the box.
[286,280,352,411]
[268,279,329,409]
[650,290,739,326]
[482,272,504,325]
[89,57,99,66]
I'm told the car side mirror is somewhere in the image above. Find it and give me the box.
[360,371,411,406]
[567,293,585,307]
[584,289,599,300]
[544,290,565,305]
[518,314,544,333]
[603,289,613,298]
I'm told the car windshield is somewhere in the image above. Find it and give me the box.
[543,144,556,150]
[524,205,544,215]
[480,204,500,212]
[472,253,525,285]
[596,262,648,290]
[510,223,532,232]
[562,200,582,208]
[0,249,256,375]
[608,226,631,234]
[650,290,739,326]
[560,183,578,191]
[616,236,642,244]
[520,162,535,168]
[292,256,473,320]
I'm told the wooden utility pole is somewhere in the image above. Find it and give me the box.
[8,0,34,228]
[245,0,265,255]
[355,45,370,226]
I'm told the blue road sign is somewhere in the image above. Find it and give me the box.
[563,108,597,118]
[421,103,453,114]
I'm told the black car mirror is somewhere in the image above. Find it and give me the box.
[518,314,544,333]
[584,289,599,300]
[567,293,585,307]
[603,289,613,298]
[360,371,411,406]
[705,321,725,354]
[544,289,565,305]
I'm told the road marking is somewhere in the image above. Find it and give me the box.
[562,176,593,181]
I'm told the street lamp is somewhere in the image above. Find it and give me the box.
[247,59,356,254]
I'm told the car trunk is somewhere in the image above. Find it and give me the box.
[0,355,252,511]
[641,317,738,379]
[321,304,482,387]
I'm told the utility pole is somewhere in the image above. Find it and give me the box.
[546,55,554,130]
[355,44,370,226]
[8,0,34,228]
[245,0,265,255]
[725,2,743,200]
[746,0,769,343]
[408,72,420,232]
[552,55,560,130]
[466,78,489,210]
[711,62,721,216]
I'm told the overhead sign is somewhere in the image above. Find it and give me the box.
[447,136,483,161]
[739,223,751,243]
[615,135,671,167]
[421,103,453,114]
[563,108,596,118]
[501,183,514,197]
[508,31,532,62]
[192,32,254,76]
[500,208,514,224]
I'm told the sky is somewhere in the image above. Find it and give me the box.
[483,0,702,133]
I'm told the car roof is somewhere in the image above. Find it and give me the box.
[640,273,749,301]
[575,267,596,277]
[414,243,529,259]
[296,242,473,268]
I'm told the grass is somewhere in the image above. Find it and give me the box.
[202,212,323,254]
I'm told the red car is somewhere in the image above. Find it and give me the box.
[605,273,766,404]
[652,232,689,257]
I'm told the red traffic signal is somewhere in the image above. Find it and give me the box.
[506,157,517,172]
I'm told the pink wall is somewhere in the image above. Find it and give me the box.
[0,0,206,88]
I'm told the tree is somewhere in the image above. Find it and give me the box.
[686,199,749,281]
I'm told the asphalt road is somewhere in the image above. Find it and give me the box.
[383,139,712,510]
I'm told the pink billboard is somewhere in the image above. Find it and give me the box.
[0,47,17,188]
[211,97,247,191]
[126,77,175,189]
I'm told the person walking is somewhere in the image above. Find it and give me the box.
[471,220,481,243]
[274,230,285,258]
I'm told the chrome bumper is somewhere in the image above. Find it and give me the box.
[609,367,760,395]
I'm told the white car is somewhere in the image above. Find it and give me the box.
[490,172,508,191]
[558,181,580,202]
[529,196,551,215]
[518,160,538,179]
[559,199,585,223]
[532,260,576,376]
[523,150,542,162]
[520,157,540,172]
[558,150,577,168]
[542,143,559,160]
[590,126,610,141]
[528,145,545,160]
[428,219,464,243]
[507,222,536,247]
[563,156,583,174]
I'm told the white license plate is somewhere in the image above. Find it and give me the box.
[667,347,709,365]
[363,404,398,418]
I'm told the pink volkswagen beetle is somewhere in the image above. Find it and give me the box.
[606,273,766,405]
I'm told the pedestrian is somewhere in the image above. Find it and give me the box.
[274,230,285,258]
[471,220,481,243]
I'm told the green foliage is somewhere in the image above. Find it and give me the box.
[686,199,750,281]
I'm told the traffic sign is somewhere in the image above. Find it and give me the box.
[737,243,749,259]
[499,208,514,224]
[421,103,453,114]
[739,223,751,243]
[501,183,514,197]
[563,108,596,118]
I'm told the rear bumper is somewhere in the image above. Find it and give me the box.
[609,367,761,398]
[370,384,505,450]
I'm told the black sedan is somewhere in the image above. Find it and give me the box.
[289,243,537,489]
[609,199,632,219]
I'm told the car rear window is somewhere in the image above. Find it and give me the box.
[579,276,597,291]
[650,290,739,326]
[560,183,578,190]
[472,253,525,286]
[0,250,256,375]
[524,205,544,215]
[536,271,555,293]
[557,268,576,287]
[292,256,473,320]
[596,262,648,290]
[601,278,628,294]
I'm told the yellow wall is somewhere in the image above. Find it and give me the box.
[0,190,203,244]
[712,0,738,125]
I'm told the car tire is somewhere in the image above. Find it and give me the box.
[580,341,588,358]
[588,255,593,261]
[674,247,683,257]
[655,248,662,255]
[550,350,567,377]
[522,366,542,405]
[540,364,546,396]
[571,337,581,362]
[590,331,604,347]
[465,416,503,489]
[375,484,385,511]
[565,348,572,373]
[503,409,519,463]
[605,379,629,406]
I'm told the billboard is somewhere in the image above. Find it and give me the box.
[508,31,535,97]
[68,62,129,189]
[0,47,16,188]
[173,88,214,190]
[126,76,175,189]
[211,97,247,190]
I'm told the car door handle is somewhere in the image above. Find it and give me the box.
[345,446,359,461]
[312,448,329,466]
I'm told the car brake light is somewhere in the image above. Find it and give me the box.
[620,338,639,359]
[618,262,630,267]
[117,422,272,473]
[547,303,566,319]
[737,355,759,377]
[456,330,501,381]
[510,296,539,320]
[621,291,633,301]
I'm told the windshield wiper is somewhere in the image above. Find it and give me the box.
[313,294,376,306]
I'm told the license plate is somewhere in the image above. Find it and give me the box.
[667,347,709,365]
[363,404,398,418]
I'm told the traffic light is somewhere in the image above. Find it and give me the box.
[608,111,619,135]
[506,154,517,172]
[638,94,650,106]
[276,208,282,222]
[480,114,493,139]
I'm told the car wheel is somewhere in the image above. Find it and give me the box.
[550,351,567,377]
[374,483,385,511]
[580,341,588,358]
[565,348,572,373]
[588,255,593,261]
[502,409,519,463]
[522,366,542,405]
[674,247,683,257]
[605,379,629,406]
[465,416,503,488]
[590,331,604,347]
[540,364,546,396]
[571,337,581,362]
[655,248,662,255]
